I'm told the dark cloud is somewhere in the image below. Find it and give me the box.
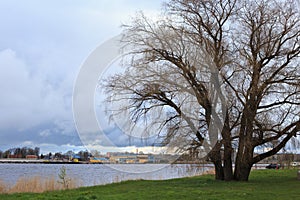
[0,122,82,150]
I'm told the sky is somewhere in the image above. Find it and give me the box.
[0,0,164,154]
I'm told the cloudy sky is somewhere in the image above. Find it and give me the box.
[0,0,163,154]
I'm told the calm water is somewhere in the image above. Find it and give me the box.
[0,163,211,187]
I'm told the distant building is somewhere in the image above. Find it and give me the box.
[26,155,38,160]
[8,154,22,159]
[89,157,109,164]
[107,152,158,164]
[137,155,148,163]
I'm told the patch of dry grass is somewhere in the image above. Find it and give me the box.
[0,176,80,194]
[0,179,7,193]
[202,168,215,175]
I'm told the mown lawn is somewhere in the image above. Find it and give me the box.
[0,169,299,200]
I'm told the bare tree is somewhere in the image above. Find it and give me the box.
[102,0,300,181]
[230,0,300,180]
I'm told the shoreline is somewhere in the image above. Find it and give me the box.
[0,160,272,169]
[0,159,90,164]
[0,160,208,165]
[0,159,209,165]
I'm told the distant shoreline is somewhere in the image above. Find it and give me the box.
[0,159,272,169]
[0,159,210,165]
[0,159,92,164]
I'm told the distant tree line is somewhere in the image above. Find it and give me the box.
[0,147,40,158]
[0,147,91,161]
[42,150,90,161]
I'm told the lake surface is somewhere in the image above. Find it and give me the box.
[0,163,212,187]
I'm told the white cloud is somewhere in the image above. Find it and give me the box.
[0,49,72,131]
[39,129,51,137]
[84,144,169,155]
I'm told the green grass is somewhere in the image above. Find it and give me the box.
[0,169,299,200]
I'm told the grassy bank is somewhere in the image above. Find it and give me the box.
[0,169,299,200]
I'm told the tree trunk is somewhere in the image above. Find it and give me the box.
[234,159,252,181]
[222,114,233,181]
[207,142,224,180]
[233,142,253,181]
[213,159,224,180]
[223,144,233,181]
